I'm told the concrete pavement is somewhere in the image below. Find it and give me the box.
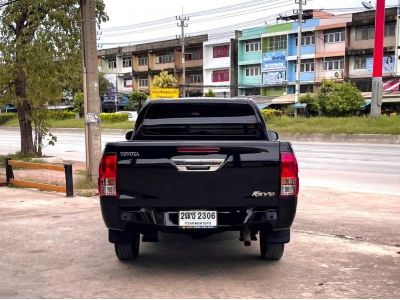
[0,187,399,298]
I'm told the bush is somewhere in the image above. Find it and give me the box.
[261,109,283,121]
[47,110,76,120]
[204,89,215,97]
[100,113,129,122]
[300,93,320,112]
[316,80,364,117]
[0,113,17,125]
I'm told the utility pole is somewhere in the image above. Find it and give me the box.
[394,0,400,76]
[177,10,189,98]
[80,0,102,180]
[294,0,305,117]
[371,0,386,117]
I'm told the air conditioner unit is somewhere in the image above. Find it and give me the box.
[334,71,343,79]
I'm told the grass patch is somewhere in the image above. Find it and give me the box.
[0,115,134,129]
[1,113,399,134]
[268,116,400,135]
[0,152,43,166]
[75,169,97,190]
[74,169,97,197]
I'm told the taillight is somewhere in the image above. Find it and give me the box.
[98,153,118,197]
[280,152,299,197]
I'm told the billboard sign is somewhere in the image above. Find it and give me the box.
[262,51,286,72]
[366,56,395,72]
[262,71,286,85]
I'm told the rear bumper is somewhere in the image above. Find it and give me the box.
[100,197,297,233]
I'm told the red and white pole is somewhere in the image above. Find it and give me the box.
[371,0,386,117]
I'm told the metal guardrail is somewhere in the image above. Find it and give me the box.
[5,158,73,197]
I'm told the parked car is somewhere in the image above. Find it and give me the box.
[101,95,130,112]
[99,98,299,261]
[0,104,17,113]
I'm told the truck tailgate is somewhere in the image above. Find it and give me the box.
[116,141,280,208]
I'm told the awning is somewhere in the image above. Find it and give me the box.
[257,103,271,110]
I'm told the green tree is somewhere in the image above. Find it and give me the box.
[316,80,364,117]
[151,71,177,88]
[127,90,148,111]
[0,0,108,155]
[204,89,215,97]
[73,92,84,117]
[99,72,113,97]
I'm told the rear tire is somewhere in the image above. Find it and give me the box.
[259,231,284,260]
[114,233,140,260]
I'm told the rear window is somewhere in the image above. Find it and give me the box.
[137,103,265,140]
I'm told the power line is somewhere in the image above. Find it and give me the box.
[99,10,293,47]
[100,1,292,37]
[101,0,276,32]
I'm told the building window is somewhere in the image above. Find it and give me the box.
[156,53,173,64]
[212,70,229,82]
[138,77,149,87]
[185,50,203,61]
[355,26,375,40]
[324,30,345,43]
[294,59,315,72]
[385,23,396,37]
[295,33,315,46]
[245,66,261,77]
[245,39,261,52]
[188,74,203,83]
[323,57,344,70]
[123,78,133,88]
[213,45,229,58]
[267,35,287,51]
[122,57,132,68]
[354,57,367,69]
[108,59,116,69]
[138,55,148,66]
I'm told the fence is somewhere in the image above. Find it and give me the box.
[5,159,73,197]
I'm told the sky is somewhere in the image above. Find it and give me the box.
[99,0,400,48]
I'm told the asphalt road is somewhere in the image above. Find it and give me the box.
[0,127,399,196]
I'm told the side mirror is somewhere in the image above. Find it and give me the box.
[268,130,279,141]
[125,131,134,141]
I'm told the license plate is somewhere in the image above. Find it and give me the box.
[179,210,217,228]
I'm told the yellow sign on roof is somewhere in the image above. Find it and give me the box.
[150,88,180,99]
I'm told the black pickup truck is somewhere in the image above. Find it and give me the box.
[99,98,299,261]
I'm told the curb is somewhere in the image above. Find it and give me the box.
[280,133,400,144]
[1,126,399,144]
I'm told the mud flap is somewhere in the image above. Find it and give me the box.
[265,229,290,243]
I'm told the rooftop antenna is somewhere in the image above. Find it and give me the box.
[361,1,373,10]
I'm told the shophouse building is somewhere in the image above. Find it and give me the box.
[98,46,134,100]
[314,14,352,86]
[203,31,239,97]
[237,26,266,96]
[347,7,398,92]
[260,10,342,99]
[131,35,207,97]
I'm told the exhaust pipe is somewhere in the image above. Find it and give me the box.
[241,226,251,247]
